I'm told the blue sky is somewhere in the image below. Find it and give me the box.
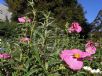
[0,0,102,23]
[78,0,102,23]
[0,0,4,4]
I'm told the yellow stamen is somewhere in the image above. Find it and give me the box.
[74,53,80,58]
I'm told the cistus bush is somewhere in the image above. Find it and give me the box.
[0,1,102,76]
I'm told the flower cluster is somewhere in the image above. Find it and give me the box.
[60,22,97,71]
[68,22,82,33]
[18,17,31,23]
[85,40,96,54]
[60,41,97,71]
[0,53,11,59]
[0,16,31,60]
[18,16,31,43]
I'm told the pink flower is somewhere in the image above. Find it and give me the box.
[20,37,30,43]
[60,49,91,71]
[85,40,96,54]
[0,53,11,59]
[18,17,31,23]
[68,22,82,33]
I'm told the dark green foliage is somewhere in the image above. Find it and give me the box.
[4,0,28,21]
[4,0,27,13]
[0,22,19,38]
[5,0,86,23]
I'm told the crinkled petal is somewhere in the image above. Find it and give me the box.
[0,54,3,58]
[0,53,11,59]
[65,56,83,71]
[27,19,31,22]
[18,18,25,23]
[85,46,96,54]
[76,25,82,33]
[72,22,82,33]
[71,49,91,58]
[71,49,83,55]
[60,50,73,60]
[81,52,91,58]
[68,27,75,33]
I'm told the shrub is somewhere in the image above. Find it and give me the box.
[0,1,102,76]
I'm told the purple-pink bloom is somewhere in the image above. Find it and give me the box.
[0,53,11,59]
[60,49,91,71]
[68,22,82,33]
[85,40,96,54]
[18,17,31,23]
[20,37,30,43]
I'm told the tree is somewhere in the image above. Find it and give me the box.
[5,0,86,24]
[4,0,28,21]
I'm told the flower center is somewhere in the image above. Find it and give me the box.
[74,53,80,58]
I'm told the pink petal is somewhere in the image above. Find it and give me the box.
[22,17,31,22]
[68,22,82,33]
[68,27,74,33]
[18,18,25,23]
[60,50,73,60]
[71,49,91,58]
[27,19,31,22]
[0,53,11,59]
[0,54,3,58]
[65,56,83,71]
[85,40,94,47]
[85,46,96,54]
[73,22,82,33]
[20,37,30,43]
[18,17,31,23]
[71,49,83,55]
[22,17,26,19]
[81,52,91,58]
[75,25,82,33]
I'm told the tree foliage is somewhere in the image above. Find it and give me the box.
[5,0,86,23]
[4,0,28,21]
[31,0,86,25]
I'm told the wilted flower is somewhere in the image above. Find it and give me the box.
[0,53,11,59]
[60,49,91,71]
[68,22,82,33]
[18,17,31,23]
[20,37,30,43]
[85,40,96,54]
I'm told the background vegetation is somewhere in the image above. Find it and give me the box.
[0,0,102,76]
